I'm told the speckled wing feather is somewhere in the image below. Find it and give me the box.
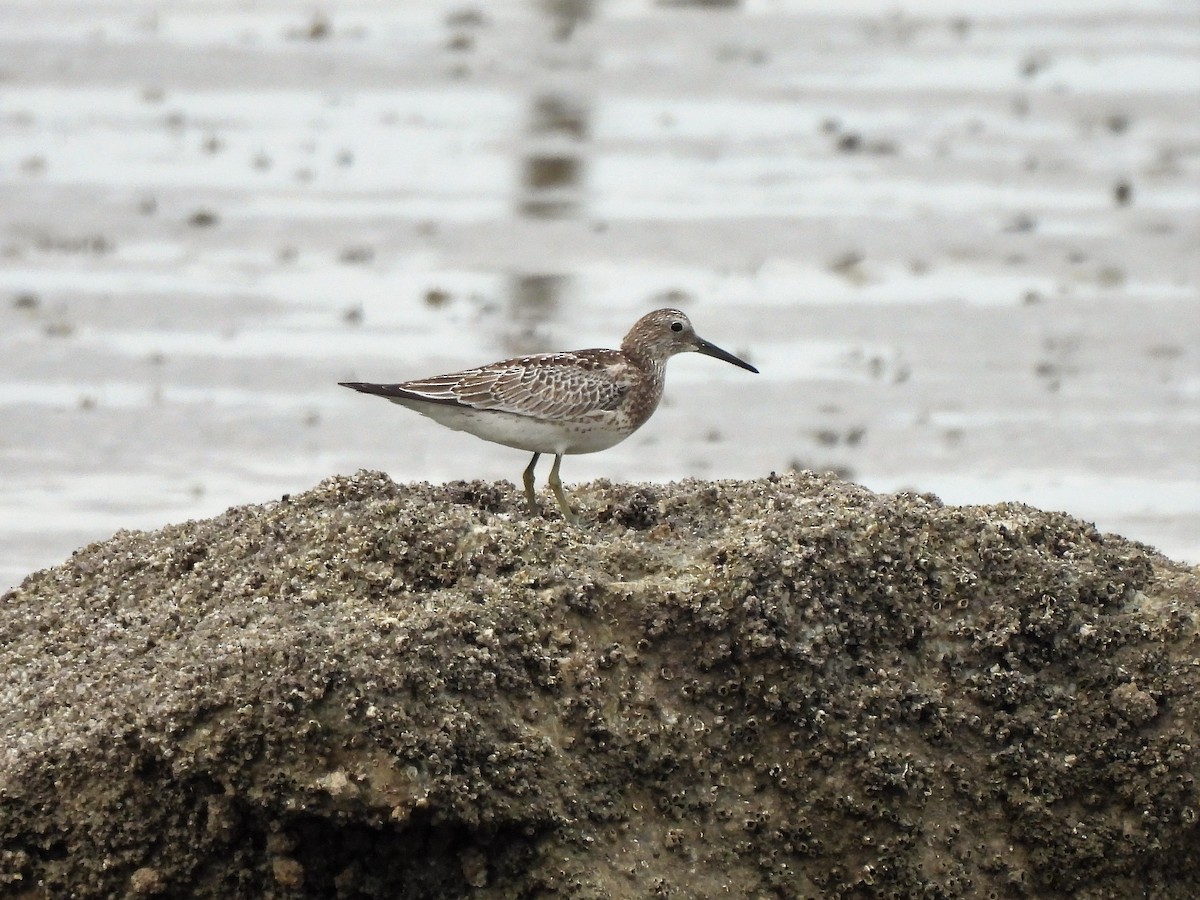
[374,351,630,420]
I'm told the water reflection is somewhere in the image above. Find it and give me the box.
[531,93,590,140]
[505,273,571,355]
[541,0,595,41]
[518,92,590,220]
[518,154,584,220]
[508,86,591,350]
[657,0,740,7]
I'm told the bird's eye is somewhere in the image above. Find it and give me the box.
[670,321,683,333]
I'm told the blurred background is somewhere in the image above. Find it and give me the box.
[1,0,1197,590]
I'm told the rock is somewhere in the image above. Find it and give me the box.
[270,856,304,889]
[128,866,165,895]
[1110,681,1159,724]
[1,471,1197,897]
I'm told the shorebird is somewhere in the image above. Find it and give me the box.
[340,308,757,522]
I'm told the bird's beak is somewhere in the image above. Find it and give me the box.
[693,336,759,373]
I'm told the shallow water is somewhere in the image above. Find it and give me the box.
[1,0,1197,589]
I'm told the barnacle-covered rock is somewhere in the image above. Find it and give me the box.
[1,471,1197,897]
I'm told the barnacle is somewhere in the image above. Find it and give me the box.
[0,471,1195,896]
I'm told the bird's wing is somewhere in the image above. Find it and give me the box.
[394,353,630,420]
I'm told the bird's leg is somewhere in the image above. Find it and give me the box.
[548,453,578,525]
[523,452,540,512]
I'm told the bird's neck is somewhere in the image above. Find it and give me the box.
[621,338,666,378]
[621,350,667,431]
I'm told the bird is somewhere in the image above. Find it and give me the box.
[339,308,758,523]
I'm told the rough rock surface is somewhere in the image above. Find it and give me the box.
[1,471,1197,898]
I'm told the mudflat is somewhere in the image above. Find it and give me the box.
[1,1,1197,589]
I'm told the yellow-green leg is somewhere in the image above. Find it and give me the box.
[548,453,577,525]
[523,452,540,512]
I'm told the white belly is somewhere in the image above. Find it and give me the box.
[395,399,630,455]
